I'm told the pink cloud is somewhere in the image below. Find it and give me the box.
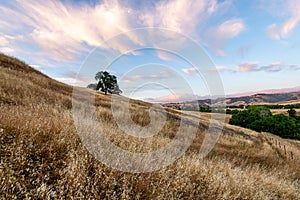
[141,0,211,35]
[237,62,259,72]
[236,62,299,72]
[0,36,9,45]
[207,19,246,56]
[30,64,44,72]
[0,0,247,63]
[145,93,200,103]
[156,50,173,61]
[0,47,14,54]
[0,0,133,62]
[183,66,233,74]
[208,66,230,72]
[182,67,198,74]
[265,0,300,40]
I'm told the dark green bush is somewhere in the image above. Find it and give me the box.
[229,106,300,140]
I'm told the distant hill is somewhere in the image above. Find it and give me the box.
[226,86,300,98]
[223,92,300,107]
[164,91,300,109]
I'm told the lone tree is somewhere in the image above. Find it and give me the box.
[287,108,296,118]
[87,71,122,95]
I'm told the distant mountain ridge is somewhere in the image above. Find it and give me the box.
[223,91,300,107]
[164,90,300,109]
[146,86,300,104]
[226,86,300,98]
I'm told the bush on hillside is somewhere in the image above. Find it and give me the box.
[229,106,300,140]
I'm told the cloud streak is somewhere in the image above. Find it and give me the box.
[182,67,199,75]
[144,93,200,103]
[156,50,174,61]
[121,74,167,83]
[207,19,246,55]
[183,66,235,74]
[236,62,300,72]
[0,0,134,62]
[183,62,300,75]
[141,0,215,35]
[208,66,235,73]
[0,0,243,63]
[265,0,300,40]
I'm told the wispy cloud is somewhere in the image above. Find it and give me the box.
[265,0,300,40]
[60,70,96,86]
[121,74,169,83]
[182,67,199,75]
[156,50,173,61]
[236,62,300,72]
[30,64,44,72]
[0,35,14,54]
[183,66,234,74]
[208,66,234,73]
[0,0,241,64]
[144,93,200,103]
[206,19,247,55]
[237,62,259,72]
[141,0,213,35]
[0,0,133,62]
[141,0,242,55]
[54,77,81,86]
[0,47,14,54]
[118,67,185,96]
[0,36,9,45]
[54,70,95,86]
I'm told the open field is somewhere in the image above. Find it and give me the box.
[271,109,300,116]
[276,100,300,105]
[0,54,299,199]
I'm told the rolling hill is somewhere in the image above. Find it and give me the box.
[224,92,300,106]
[0,53,299,199]
[164,91,300,110]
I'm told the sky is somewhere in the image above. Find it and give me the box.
[1,0,300,102]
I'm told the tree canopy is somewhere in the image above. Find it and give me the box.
[87,71,122,95]
[287,108,296,118]
[229,105,300,140]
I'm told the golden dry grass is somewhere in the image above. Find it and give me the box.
[276,100,300,105]
[271,109,300,116]
[0,54,299,199]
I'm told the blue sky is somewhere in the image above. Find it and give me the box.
[1,0,300,102]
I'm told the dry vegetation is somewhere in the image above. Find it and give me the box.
[0,53,299,199]
[271,109,300,116]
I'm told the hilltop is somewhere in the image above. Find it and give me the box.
[164,91,300,110]
[0,54,299,199]
[224,92,300,106]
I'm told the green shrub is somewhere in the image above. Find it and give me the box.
[229,106,300,140]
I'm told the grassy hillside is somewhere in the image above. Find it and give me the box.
[225,92,300,106]
[0,54,299,199]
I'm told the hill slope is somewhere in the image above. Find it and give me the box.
[224,92,300,106]
[0,54,299,199]
[165,92,300,110]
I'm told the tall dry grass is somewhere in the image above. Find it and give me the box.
[0,54,299,199]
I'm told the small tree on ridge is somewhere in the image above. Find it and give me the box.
[87,71,122,95]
